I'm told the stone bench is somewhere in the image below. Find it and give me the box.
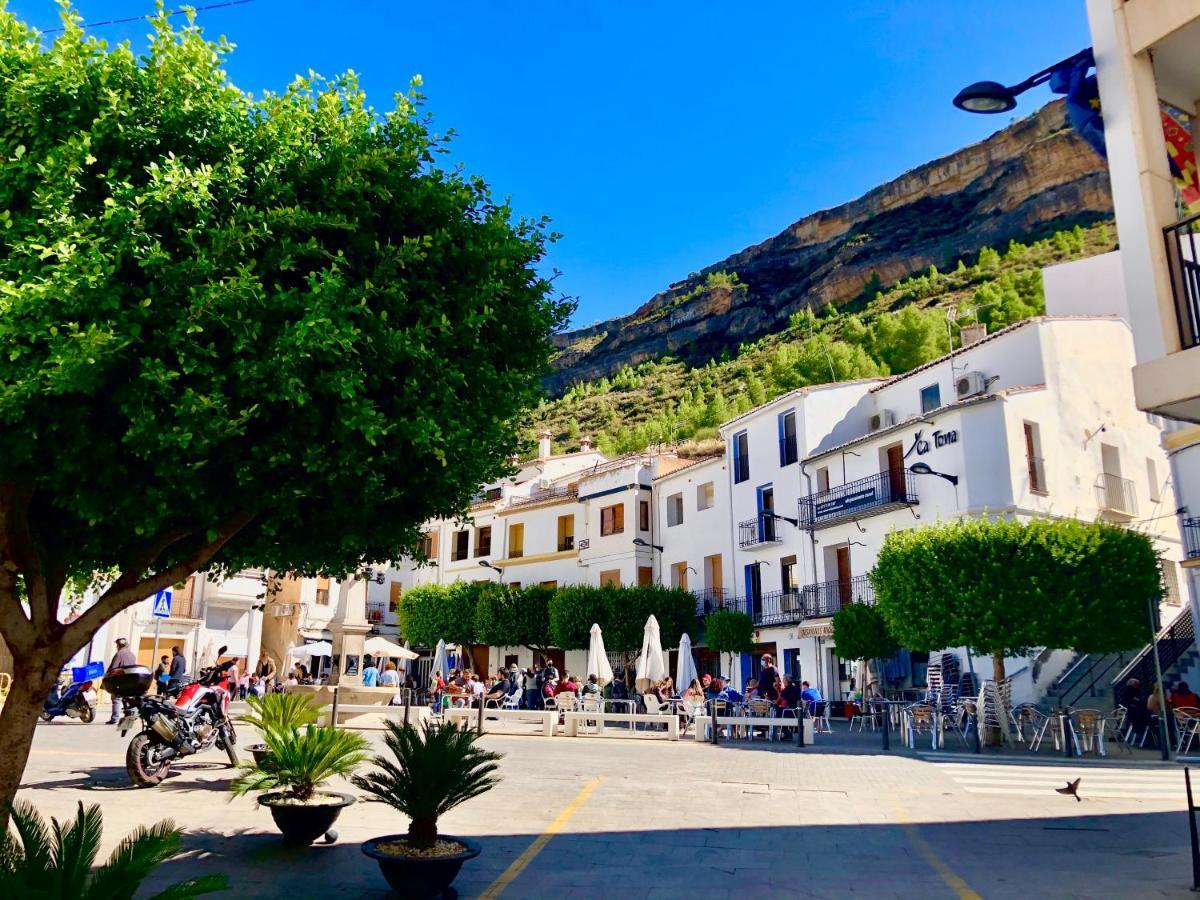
[444,706,556,737]
[561,710,679,740]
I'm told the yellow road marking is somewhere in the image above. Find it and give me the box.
[480,777,601,899]
[891,800,981,900]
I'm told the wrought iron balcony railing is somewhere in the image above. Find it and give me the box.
[1164,211,1200,351]
[693,587,737,616]
[1096,472,1137,516]
[1184,517,1200,561]
[799,469,918,528]
[800,575,875,618]
[738,513,783,548]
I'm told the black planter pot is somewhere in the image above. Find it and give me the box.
[259,791,355,847]
[361,834,481,898]
[247,743,272,765]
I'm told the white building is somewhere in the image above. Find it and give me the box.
[724,314,1186,704]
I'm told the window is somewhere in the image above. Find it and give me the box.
[315,576,330,606]
[508,581,521,589]
[670,562,689,590]
[540,580,558,589]
[557,514,575,552]
[920,383,941,414]
[667,493,684,527]
[508,523,524,558]
[601,503,625,536]
[780,555,798,592]
[816,466,830,493]
[1147,458,1162,503]
[697,481,715,510]
[388,581,402,612]
[474,525,492,558]
[778,410,798,466]
[1024,422,1046,495]
[638,566,654,587]
[599,569,621,588]
[417,531,438,560]
[639,500,650,531]
[733,431,750,483]
[451,529,469,562]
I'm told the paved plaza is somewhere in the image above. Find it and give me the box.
[16,718,1198,898]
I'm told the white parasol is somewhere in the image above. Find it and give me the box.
[431,639,450,687]
[288,641,332,659]
[586,623,614,686]
[635,614,667,691]
[364,636,419,660]
[675,632,699,694]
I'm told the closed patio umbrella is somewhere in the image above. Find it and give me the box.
[675,632,698,693]
[586,623,614,686]
[401,640,413,676]
[430,639,449,688]
[635,615,667,691]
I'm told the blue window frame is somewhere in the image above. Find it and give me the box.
[778,410,798,466]
[732,431,750,483]
[920,383,941,414]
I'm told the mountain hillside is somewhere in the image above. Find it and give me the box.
[531,221,1116,457]
[547,100,1111,395]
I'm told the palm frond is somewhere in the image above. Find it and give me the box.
[231,722,369,799]
[86,819,183,899]
[241,693,323,746]
[352,721,502,839]
[54,802,104,894]
[0,799,58,895]
[144,874,230,900]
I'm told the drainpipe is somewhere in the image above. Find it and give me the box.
[798,460,820,585]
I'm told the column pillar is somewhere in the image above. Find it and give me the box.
[327,577,371,686]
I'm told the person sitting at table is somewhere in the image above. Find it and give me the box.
[379,661,401,689]
[778,674,803,711]
[1172,681,1200,711]
[581,674,603,701]
[484,669,512,705]
[800,680,823,709]
[541,676,559,705]
[744,678,759,700]
[556,672,580,698]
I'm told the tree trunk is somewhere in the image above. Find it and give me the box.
[0,656,61,829]
[986,650,1006,747]
[407,815,438,850]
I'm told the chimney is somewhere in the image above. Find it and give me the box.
[959,323,987,348]
[506,453,520,467]
[579,436,593,453]
[537,430,553,460]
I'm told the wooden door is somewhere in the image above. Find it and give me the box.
[886,444,905,501]
[836,546,852,608]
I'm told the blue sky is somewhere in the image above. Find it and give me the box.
[11,2,1093,328]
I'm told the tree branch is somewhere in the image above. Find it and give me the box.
[64,511,255,658]
[0,482,36,649]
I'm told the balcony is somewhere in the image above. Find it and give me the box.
[738,513,783,549]
[1165,212,1200,352]
[800,575,875,618]
[799,470,918,529]
[1096,473,1137,518]
[507,486,578,509]
[749,589,806,627]
[692,587,736,616]
[1184,517,1200,564]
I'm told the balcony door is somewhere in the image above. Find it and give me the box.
[757,485,776,542]
[885,443,905,502]
[835,546,852,608]
[745,563,763,621]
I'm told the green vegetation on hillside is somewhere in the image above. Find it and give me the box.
[532,222,1115,456]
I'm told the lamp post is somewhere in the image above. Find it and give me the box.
[952,48,1093,114]
[908,462,959,486]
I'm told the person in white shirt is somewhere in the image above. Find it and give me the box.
[470,674,485,705]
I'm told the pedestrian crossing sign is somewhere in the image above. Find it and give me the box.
[152,589,173,618]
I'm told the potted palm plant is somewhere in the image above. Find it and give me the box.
[0,799,227,898]
[354,720,501,898]
[232,694,370,847]
[241,692,322,765]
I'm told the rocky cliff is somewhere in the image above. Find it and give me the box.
[547,100,1111,394]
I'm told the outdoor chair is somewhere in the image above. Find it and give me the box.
[905,704,938,749]
[940,702,974,749]
[642,693,672,731]
[1011,704,1052,750]
[1176,707,1200,754]
[1074,708,1105,755]
[746,699,772,741]
[809,701,832,734]
[486,688,521,710]
[849,700,878,733]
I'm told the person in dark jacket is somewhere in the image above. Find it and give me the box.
[107,638,137,723]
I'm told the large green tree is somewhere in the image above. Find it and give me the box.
[871,516,1161,738]
[474,583,553,660]
[0,8,567,818]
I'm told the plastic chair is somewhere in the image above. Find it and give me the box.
[849,700,877,733]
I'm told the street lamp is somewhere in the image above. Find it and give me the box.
[952,48,1092,114]
[761,511,800,528]
[909,462,959,486]
[477,560,503,578]
[632,538,663,552]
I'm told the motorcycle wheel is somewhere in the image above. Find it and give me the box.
[126,732,171,786]
[77,703,95,724]
[222,724,239,767]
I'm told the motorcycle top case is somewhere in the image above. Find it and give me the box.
[102,665,153,697]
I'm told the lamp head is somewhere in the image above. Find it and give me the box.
[953,80,1017,114]
[478,560,491,567]
[909,462,933,475]
[633,538,647,547]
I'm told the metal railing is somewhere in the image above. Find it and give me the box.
[366,599,387,624]
[1057,651,1129,709]
[1184,517,1200,560]
[557,535,575,552]
[799,469,918,528]
[1164,211,1200,350]
[738,513,782,548]
[508,486,578,508]
[1027,454,1048,495]
[751,589,806,627]
[1096,472,1137,516]
[693,588,738,616]
[800,575,875,618]
[1112,606,1195,695]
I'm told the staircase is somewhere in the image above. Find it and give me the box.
[1110,606,1197,701]
[1042,650,1129,712]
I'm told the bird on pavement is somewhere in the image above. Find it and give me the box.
[1055,778,1082,801]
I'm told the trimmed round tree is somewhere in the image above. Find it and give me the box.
[0,8,568,819]
[474,583,554,662]
[831,603,898,697]
[871,516,1161,738]
[704,609,755,678]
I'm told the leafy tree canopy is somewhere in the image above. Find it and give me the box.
[704,609,755,657]
[831,602,898,661]
[871,516,1160,658]
[474,582,552,652]
[398,582,481,648]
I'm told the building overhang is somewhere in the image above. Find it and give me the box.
[1132,347,1200,424]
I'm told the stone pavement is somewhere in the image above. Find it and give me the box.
[16,717,1197,898]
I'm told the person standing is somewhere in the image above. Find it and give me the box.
[361,656,379,688]
[153,654,170,696]
[167,645,187,692]
[758,654,780,703]
[106,638,137,724]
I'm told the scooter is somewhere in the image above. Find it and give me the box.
[41,677,97,723]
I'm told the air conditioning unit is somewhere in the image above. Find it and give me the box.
[956,371,988,399]
[869,409,896,432]
[537,477,553,490]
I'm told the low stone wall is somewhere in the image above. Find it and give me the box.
[287,683,429,728]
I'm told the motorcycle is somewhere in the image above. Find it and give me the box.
[40,677,97,723]
[103,646,239,787]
